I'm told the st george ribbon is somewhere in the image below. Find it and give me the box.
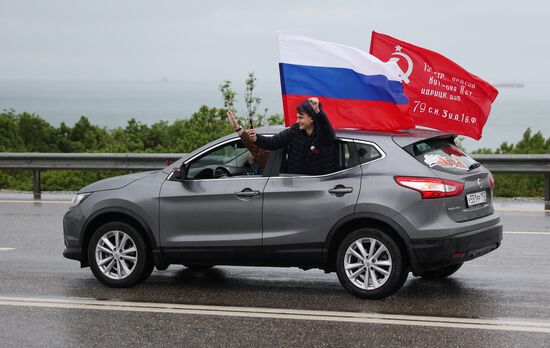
[277,32,413,131]
[370,31,499,140]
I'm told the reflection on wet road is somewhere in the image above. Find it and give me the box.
[1,196,549,346]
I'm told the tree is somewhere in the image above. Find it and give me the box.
[168,106,233,153]
[244,72,266,127]
[219,80,237,114]
[17,112,58,152]
[219,72,282,128]
[497,128,550,154]
[0,110,24,151]
[57,116,111,152]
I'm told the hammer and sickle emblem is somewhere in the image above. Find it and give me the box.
[389,51,414,84]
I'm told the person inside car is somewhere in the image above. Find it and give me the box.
[226,109,268,174]
[249,97,337,175]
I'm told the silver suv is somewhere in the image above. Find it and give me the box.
[63,127,502,299]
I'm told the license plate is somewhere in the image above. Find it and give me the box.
[466,191,487,207]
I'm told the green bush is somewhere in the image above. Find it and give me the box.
[493,174,544,197]
[41,170,128,191]
[472,128,549,197]
[0,170,32,191]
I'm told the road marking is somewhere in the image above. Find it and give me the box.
[1,296,549,333]
[0,247,15,251]
[504,231,550,235]
[496,208,550,213]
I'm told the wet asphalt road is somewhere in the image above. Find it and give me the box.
[0,195,549,347]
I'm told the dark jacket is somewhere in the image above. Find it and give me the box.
[255,103,337,175]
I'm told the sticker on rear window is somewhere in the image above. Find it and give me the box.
[424,154,468,170]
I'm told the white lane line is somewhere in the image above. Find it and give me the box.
[1,296,549,333]
[0,247,15,251]
[496,208,550,213]
[504,231,550,235]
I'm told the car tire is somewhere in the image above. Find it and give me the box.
[336,228,408,299]
[419,263,463,279]
[88,222,153,288]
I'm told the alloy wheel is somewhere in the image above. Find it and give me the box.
[95,230,138,280]
[343,237,392,290]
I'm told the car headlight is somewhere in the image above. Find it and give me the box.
[70,193,91,207]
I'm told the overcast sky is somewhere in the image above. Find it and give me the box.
[1,0,548,84]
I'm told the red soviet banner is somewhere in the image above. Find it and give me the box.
[369,32,499,140]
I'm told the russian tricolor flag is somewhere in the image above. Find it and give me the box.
[278,33,414,130]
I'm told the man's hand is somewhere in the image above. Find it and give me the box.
[248,129,257,142]
[308,97,320,113]
[226,110,241,131]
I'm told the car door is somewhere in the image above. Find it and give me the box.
[261,140,361,266]
[159,138,268,264]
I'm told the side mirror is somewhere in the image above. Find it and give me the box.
[172,164,189,181]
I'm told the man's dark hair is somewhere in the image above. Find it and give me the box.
[296,100,315,117]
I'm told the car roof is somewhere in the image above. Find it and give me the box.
[252,126,456,147]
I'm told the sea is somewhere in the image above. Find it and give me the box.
[1,79,549,152]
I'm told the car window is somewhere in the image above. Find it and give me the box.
[355,143,382,164]
[278,140,356,175]
[188,140,261,179]
[336,140,357,169]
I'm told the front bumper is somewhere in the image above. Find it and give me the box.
[63,207,85,263]
[63,248,81,261]
[410,222,503,274]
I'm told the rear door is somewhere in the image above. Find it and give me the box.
[261,140,361,266]
[404,137,494,222]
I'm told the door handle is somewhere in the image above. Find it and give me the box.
[235,189,261,198]
[328,186,353,196]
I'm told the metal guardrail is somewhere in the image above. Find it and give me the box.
[0,152,184,171]
[0,153,549,208]
[472,154,550,209]
[0,153,184,200]
[471,154,550,174]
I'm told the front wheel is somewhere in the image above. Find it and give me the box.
[336,228,408,299]
[88,222,153,288]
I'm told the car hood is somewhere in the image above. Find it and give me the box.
[78,171,159,193]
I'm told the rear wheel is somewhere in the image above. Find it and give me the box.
[420,263,463,279]
[88,222,153,287]
[336,228,408,299]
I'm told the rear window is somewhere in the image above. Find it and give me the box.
[406,138,478,174]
